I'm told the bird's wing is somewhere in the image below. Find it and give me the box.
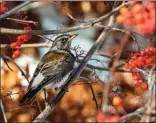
[28,50,75,89]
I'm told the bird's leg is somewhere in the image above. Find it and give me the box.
[43,88,48,106]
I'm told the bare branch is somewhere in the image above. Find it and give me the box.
[86,64,140,73]
[120,107,145,122]
[0,100,7,122]
[0,1,33,20]
[78,77,99,109]
[6,17,39,25]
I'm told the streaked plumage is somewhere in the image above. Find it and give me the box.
[19,34,77,104]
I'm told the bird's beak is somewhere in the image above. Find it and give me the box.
[68,34,78,41]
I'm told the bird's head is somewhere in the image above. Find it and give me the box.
[53,34,78,51]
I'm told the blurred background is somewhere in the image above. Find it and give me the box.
[0,1,153,122]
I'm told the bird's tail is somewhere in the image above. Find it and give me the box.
[19,88,40,105]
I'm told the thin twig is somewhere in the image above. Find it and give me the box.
[52,1,87,23]
[2,58,13,71]
[6,17,39,25]
[96,24,136,43]
[0,99,7,122]
[0,1,33,20]
[86,64,140,73]
[78,77,99,109]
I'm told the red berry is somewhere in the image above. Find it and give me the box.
[10,42,17,48]
[141,82,148,90]
[96,111,105,122]
[132,4,143,13]
[17,35,23,41]
[24,26,32,30]
[146,2,155,11]
[110,115,120,122]
[12,54,17,59]
[16,40,22,46]
[116,15,125,23]
[112,96,122,106]
[120,7,128,15]
[23,35,30,42]
[133,74,141,80]
[125,64,129,69]
[14,49,21,57]
[135,81,142,87]
[149,47,156,53]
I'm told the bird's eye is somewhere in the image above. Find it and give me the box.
[61,38,68,42]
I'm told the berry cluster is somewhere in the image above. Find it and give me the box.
[132,73,148,90]
[10,26,32,59]
[125,47,156,70]
[116,1,156,35]
[96,111,120,122]
[0,2,8,14]
[125,46,156,89]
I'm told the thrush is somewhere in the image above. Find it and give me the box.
[19,34,78,104]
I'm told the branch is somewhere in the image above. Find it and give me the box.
[120,107,145,122]
[0,2,131,35]
[95,24,136,43]
[144,65,155,122]
[0,99,7,122]
[78,77,98,109]
[0,1,33,20]
[86,64,140,73]
[32,12,114,123]
[1,43,51,49]
[6,17,39,25]
[120,99,155,122]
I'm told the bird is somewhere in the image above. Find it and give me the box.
[19,34,78,104]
